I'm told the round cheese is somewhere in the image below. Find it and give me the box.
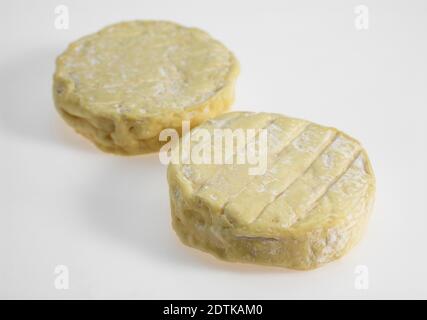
[167,112,376,270]
[53,21,239,154]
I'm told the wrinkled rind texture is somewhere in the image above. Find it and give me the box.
[167,112,376,270]
[53,20,239,155]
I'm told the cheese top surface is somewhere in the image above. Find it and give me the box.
[55,21,237,117]
[170,112,375,237]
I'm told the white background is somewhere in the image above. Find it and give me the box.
[1,0,426,299]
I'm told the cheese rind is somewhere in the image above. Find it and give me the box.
[53,21,239,154]
[167,112,376,270]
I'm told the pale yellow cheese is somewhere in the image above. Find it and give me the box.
[53,20,239,154]
[167,112,376,270]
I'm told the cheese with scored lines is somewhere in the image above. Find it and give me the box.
[167,112,376,270]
